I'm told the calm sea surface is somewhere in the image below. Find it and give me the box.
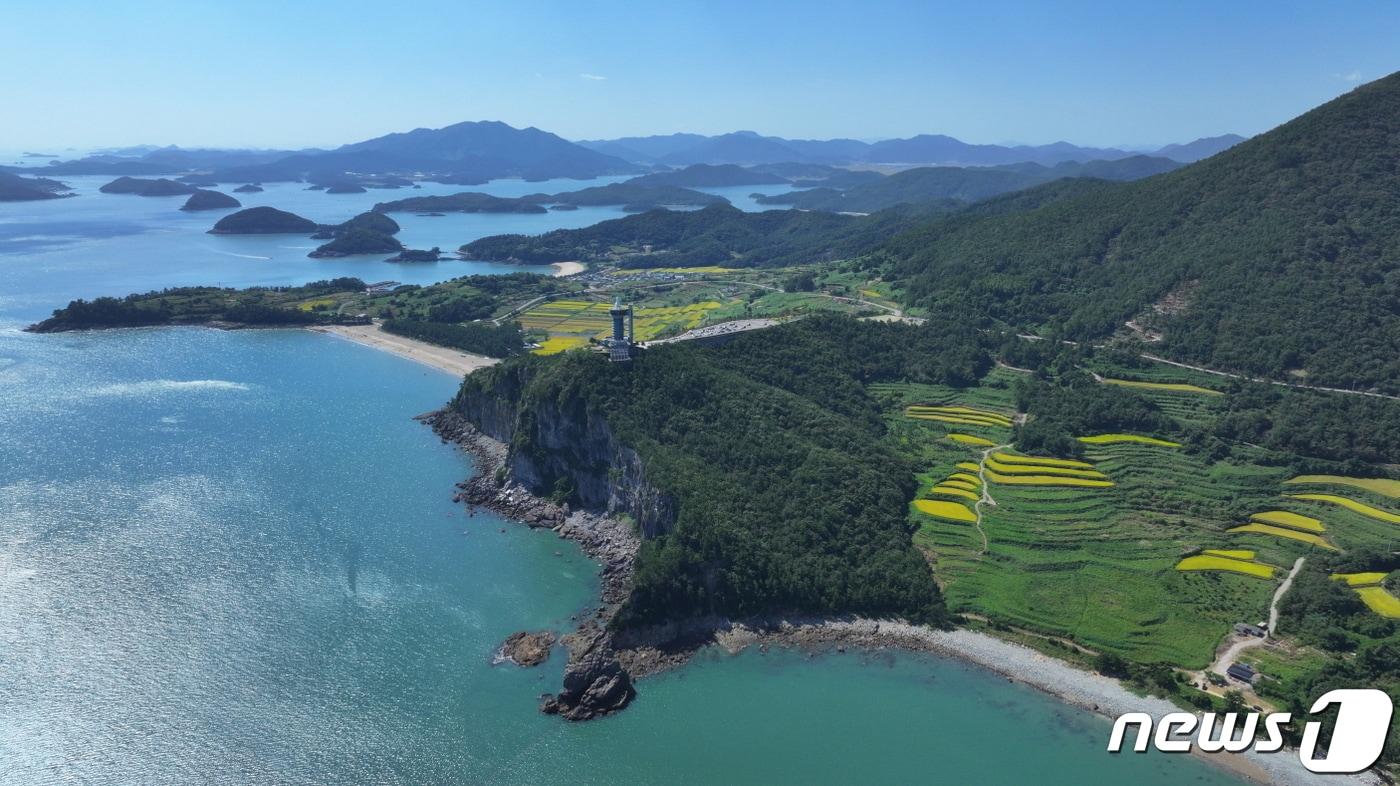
[0,182,1240,784]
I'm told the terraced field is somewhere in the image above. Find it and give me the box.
[1101,377,1223,396]
[888,380,1282,664]
[1327,572,1400,620]
[1285,493,1400,524]
[876,363,1400,667]
[517,297,724,350]
[1084,363,1229,426]
[1332,572,1390,587]
[1355,586,1400,619]
[1226,522,1337,550]
[1285,474,1400,498]
[533,336,591,355]
[1176,551,1279,578]
[1077,433,1181,447]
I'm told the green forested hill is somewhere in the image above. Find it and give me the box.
[756,156,1179,212]
[883,73,1400,394]
[461,203,957,268]
[453,317,986,625]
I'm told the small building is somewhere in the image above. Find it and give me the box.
[1234,622,1267,638]
[1226,663,1257,684]
[364,280,400,294]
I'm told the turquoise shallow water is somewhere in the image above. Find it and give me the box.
[0,326,1244,784]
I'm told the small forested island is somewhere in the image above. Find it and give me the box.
[372,192,548,214]
[336,211,401,235]
[325,183,368,194]
[308,228,403,258]
[530,182,728,209]
[626,163,789,187]
[232,184,264,193]
[0,171,74,202]
[180,189,241,211]
[387,246,445,262]
[99,176,198,196]
[209,206,319,234]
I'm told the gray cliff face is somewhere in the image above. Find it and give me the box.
[454,382,675,539]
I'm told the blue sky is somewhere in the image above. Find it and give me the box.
[3,0,1396,150]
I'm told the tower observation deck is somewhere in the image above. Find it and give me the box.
[602,296,636,361]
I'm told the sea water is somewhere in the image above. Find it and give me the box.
[0,327,1241,784]
[0,185,1238,784]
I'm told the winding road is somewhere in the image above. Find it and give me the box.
[1206,556,1305,680]
[969,444,1012,556]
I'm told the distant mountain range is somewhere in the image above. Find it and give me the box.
[2,122,1243,187]
[578,131,1246,167]
[3,121,642,185]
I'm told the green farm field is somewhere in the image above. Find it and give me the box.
[878,362,1400,668]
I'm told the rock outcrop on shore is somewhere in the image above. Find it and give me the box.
[540,633,635,720]
[497,631,555,666]
[423,410,641,720]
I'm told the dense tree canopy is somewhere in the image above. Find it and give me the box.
[881,73,1400,394]
[453,316,989,626]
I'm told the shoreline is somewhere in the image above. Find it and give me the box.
[422,411,1381,786]
[310,323,499,377]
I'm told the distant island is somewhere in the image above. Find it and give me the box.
[180,190,241,211]
[372,192,548,214]
[626,163,788,187]
[309,228,403,258]
[99,176,198,197]
[0,171,74,202]
[209,206,319,234]
[529,182,728,210]
[232,184,264,193]
[387,247,445,262]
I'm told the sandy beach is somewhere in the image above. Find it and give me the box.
[311,323,499,377]
[687,619,1383,786]
[552,261,585,277]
